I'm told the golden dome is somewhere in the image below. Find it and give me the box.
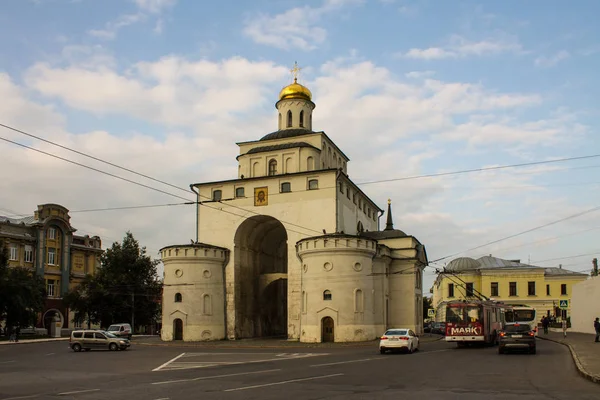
[278,78,312,101]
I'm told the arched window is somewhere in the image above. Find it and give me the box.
[287,110,292,127]
[174,293,182,303]
[338,182,343,193]
[307,156,314,171]
[235,187,245,198]
[268,159,277,176]
[285,157,292,173]
[357,221,364,233]
[252,162,259,177]
[203,294,212,315]
[323,290,332,301]
[354,289,363,312]
[302,291,307,313]
[278,113,282,129]
[310,114,312,129]
[308,179,319,190]
[416,270,422,289]
[299,110,304,127]
[212,190,222,201]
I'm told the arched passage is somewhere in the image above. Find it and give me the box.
[234,215,288,338]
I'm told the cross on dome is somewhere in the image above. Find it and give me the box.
[290,61,302,82]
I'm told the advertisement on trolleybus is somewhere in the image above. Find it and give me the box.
[444,300,505,346]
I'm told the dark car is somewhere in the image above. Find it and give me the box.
[498,323,536,354]
[423,323,432,333]
[431,322,447,335]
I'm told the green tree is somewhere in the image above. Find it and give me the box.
[64,232,162,331]
[423,296,433,320]
[0,241,46,331]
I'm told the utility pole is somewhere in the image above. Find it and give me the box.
[593,258,598,277]
[131,292,135,333]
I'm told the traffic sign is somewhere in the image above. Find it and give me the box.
[427,308,436,317]
[559,300,569,309]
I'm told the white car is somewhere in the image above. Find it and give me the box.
[379,328,419,354]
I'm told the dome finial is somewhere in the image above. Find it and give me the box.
[290,61,302,83]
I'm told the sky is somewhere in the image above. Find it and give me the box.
[1,0,599,293]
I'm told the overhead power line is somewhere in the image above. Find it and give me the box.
[4,122,600,248]
[430,204,600,263]
[0,136,194,202]
[356,154,600,186]
[0,123,192,195]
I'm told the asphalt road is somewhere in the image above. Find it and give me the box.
[0,337,597,400]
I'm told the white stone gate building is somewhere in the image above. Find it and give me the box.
[160,71,429,342]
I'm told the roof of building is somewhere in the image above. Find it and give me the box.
[543,267,588,276]
[259,128,318,141]
[446,257,480,272]
[444,254,588,276]
[278,79,312,101]
[359,229,407,240]
[245,142,319,155]
[0,215,37,225]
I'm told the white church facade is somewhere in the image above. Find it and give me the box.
[159,67,429,342]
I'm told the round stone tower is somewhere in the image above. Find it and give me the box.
[296,234,379,343]
[160,243,229,341]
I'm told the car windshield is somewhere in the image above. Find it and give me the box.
[103,331,118,338]
[107,326,119,331]
[385,330,408,336]
[505,324,531,333]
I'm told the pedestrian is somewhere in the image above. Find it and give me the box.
[594,317,600,343]
[15,326,20,343]
[542,316,549,334]
[562,319,567,338]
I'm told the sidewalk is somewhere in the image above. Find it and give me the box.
[0,334,154,345]
[0,337,69,345]
[135,333,443,349]
[537,330,600,384]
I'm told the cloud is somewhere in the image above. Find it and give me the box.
[405,71,435,79]
[401,35,523,60]
[88,0,176,39]
[133,0,177,13]
[535,50,570,67]
[3,51,593,287]
[243,0,363,50]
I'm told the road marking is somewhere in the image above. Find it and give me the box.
[224,373,344,392]
[0,360,15,364]
[155,352,327,372]
[152,368,281,385]
[152,352,186,372]
[58,389,100,396]
[154,398,170,400]
[418,349,452,355]
[45,353,55,356]
[310,357,377,367]
[1,395,39,400]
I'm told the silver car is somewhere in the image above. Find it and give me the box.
[70,330,130,352]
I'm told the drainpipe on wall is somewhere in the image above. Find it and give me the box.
[377,209,384,231]
[335,170,341,232]
[190,185,200,243]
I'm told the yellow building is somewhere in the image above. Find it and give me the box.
[0,204,102,332]
[432,256,588,320]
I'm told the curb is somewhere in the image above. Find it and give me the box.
[538,336,600,384]
[134,335,443,349]
[0,337,69,345]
